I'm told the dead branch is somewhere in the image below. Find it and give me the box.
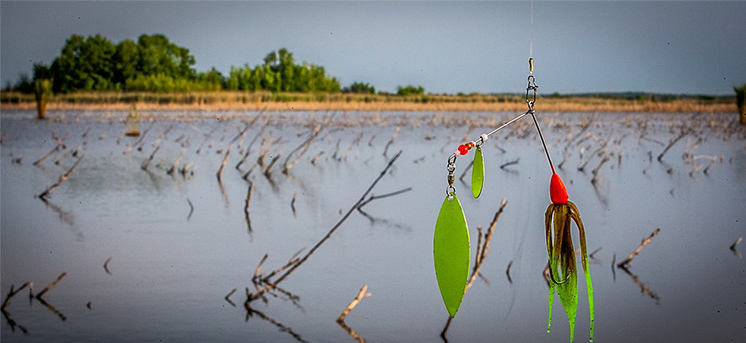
[589,246,602,259]
[591,155,611,184]
[253,254,269,281]
[466,198,506,291]
[141,146,159,170]
[337,284,371,322]
[500,158,520,170]
[263,153,282,178]
[225,288,237,307]
[505,260,514,284]
[283,124,323,174]
[33,144,61,166]
[216,147,231,182]
[617,228,661,268]
[35,273,66,300]
[244,182,254,233]
[343,132,365,161]
[167,147,187,175]
[236,123,268,169]
[39,156,84,199]
[310,151,324,165]
[356,187,412,212]
[195,124,218,155]
[731,237,743,258]
[2,283,30,310]
[123,125,151,155]
[658,130,689,162]
[104,257,113,275]
[186,197,195,221]
[383,127,401,157]
[247,151,403,303]
[261,248,305,284]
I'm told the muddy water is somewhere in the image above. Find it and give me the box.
[2,110,745,342]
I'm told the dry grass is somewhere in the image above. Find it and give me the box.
[1,91,737,113]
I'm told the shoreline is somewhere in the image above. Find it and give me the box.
[1,91,737,113]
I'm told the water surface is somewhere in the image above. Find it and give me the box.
[2,110,745,342]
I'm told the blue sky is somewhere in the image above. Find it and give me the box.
[2,1,745,95]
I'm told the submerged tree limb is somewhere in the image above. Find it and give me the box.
[247,150,403,303]
[35,273,66,300]
[617,228,661,268]
[38,156,84,199]
[356,187,412,212]
[657,130,689,162]
[337,284,371,322]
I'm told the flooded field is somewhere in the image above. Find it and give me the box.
[2,110,745,342]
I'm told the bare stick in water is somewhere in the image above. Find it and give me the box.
[186,197,195,221]
[731,237,743,258]
[247,151,403,302]
[39,156,84,199]
[103,257,113,275]
[141,146,159,171]
[216,147,231,182]
[337,284,371,322]
[658,130,689,162]
[33,144,61,166]
[224,288,237,307]
[617,228,661,268]
[505,260,514,284]
[244,182,254,233]
[2,282,30,310]
[356,187,412,212]
[35,273,66,300]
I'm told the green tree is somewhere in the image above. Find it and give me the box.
[196,67,225,91]
[136,34,196,80]
[397,85,425,96]
[114,39,140,86]
[51,34,117,92]
[343,81,376,94]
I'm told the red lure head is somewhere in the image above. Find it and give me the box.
[550,173,569,204]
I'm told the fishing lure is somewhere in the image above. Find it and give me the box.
[434,59,595,338]
[433,153,471,317]
[545,172,595,342]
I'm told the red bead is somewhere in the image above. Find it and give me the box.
[457,144,469,155]
[550,173,569,204]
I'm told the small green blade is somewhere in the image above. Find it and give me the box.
[433,194,470,317]
[471,147,485,198]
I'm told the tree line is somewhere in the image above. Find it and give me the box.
[6,33,425,96]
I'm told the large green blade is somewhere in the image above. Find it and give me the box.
[471,147,485,198]
[433,194,470,317]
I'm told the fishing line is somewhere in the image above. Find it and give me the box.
[529,0,534,62]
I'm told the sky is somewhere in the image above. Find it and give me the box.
[1,1,745,95]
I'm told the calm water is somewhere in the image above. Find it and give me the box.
[2,110,745,342]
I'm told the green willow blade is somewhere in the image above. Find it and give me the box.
[471,147,484,198]
[433,193,470,317]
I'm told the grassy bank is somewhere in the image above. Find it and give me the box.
[1,90,737,113]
